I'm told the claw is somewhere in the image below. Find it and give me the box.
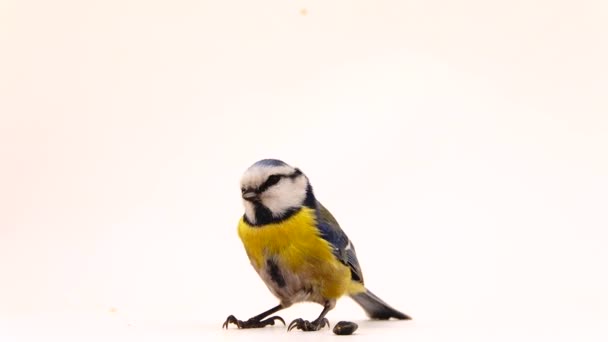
[223,315,285,329]
[287,318,303,331]
[222,315,238,329]
[287,317,330,332]
[262,315,286,327]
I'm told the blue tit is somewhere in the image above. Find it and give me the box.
[223,159,410,332]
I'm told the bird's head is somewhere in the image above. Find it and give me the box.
[240,159,313,225]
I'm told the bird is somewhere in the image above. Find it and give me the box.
[222,159,411,332]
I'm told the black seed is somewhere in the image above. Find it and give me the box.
[333,321,358,335]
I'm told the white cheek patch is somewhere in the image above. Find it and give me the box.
[261,176,308,217]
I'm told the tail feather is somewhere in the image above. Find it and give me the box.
[350,289,411,320]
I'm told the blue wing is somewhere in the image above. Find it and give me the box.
[315,201,364,284]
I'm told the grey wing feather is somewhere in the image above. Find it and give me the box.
[315,201,364,284]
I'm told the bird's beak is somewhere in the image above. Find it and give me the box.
[242,191,258,201]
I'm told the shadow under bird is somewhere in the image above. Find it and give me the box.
[223,159,411,332]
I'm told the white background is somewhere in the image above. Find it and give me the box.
[1,0,607,341]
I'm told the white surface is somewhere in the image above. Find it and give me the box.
[1,0,607,341]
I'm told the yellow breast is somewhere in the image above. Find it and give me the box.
[237,207,335,269]
[237,207,354,299]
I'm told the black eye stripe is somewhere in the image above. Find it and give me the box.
[265,175,281,187]
[255,169,303,194]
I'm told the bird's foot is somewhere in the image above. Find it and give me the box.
[222,315,285,329]
[287,317,330,332]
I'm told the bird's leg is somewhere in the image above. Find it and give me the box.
[223,304,285,329]
[288,301,332,332]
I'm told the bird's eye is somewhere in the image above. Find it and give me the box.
[241,187,246,194]
[265,175,281,187]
